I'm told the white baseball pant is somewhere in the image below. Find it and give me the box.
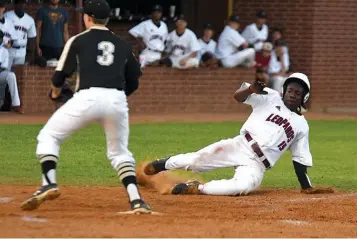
[7,55,26,70]
[170,55,199,69]
[221,48,255,68]
[0,71,21,106]
[139,49,162,68]
[270,75,287,96]
[165,135,266,196]
[36,88,135,170]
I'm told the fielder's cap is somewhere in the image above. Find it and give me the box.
[203,23,213,30]
[275,39,286,47]
[176,14,186,22]
[228,15,240,23]
[256,10,267,18]
[263,42,273,51]
[152,4,163,12]
[75,0,111,19]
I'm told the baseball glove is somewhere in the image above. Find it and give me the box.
[48,83,74,105]
[300,187,335,194]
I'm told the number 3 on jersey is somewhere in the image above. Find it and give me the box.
[97,41,115,66]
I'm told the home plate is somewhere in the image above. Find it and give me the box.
[117,210,165,216]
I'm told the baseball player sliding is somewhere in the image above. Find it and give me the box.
[144,71,334,196]
[21,0,151,214]
[5,0,36,69]
[128,5,168,68]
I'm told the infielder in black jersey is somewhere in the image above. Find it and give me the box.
[21,0,152,214]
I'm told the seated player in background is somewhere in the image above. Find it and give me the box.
[268,39,290,95]
[241,10,269,52]
[128,5,168,68]
[0,30,23,113]
[143,71,334,196]
[161,15,200,69]
[197,23,219,68]
[216,15,255,68]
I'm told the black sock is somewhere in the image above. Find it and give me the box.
[40,155,57,186]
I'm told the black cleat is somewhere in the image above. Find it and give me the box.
[171,180,201,195]
[21,184,60,211]
[144,157,170,175]
[130,199,152,214]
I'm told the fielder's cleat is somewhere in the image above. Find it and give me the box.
[171,179,201,195]
[144,157,170,175]
[130,199,152,214]
[21,184,60,211]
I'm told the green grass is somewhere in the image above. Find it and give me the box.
[0,120,356,191]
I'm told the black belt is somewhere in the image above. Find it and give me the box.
[244,133,271,169]
[12,46,26,49]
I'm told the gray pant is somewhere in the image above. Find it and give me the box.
[0,71,21,107]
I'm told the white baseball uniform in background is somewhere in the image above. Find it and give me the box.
[165,85,312,196]
[268,49,290,95]
[128,19,168,68]
[5,11,36,69]
[0,45,21,106]
[197,38,217,61]
[166,29,200,69]
[241,23,268,51]
[0,17,18,46]
[216,26,255,68]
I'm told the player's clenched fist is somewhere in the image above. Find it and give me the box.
[249,68,268,95]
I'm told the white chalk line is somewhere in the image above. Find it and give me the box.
[0,197,13,203]
[21,215,48,223]
[286,192,357,203]
[280,219,310,225]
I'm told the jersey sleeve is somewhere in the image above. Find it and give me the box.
[0,48,9,69]
[240,82,280,108]
[230,31,246,48]
[124,47,142,96]
[289,126,313,167]
[128,22,144,38]
[55,36,78,76]
[189,32,201,52]
[241,25,254,43]
[28,18,37,38]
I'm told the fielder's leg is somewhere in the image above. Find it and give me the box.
[101,90,151,213]
[21,92,97,210]
[221,48,255,68]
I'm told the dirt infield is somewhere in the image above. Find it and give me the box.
[0,185,356,237]
[1,112,357,125]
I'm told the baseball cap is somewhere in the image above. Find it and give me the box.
[176,14,186,22]
[0,0,8,8]
[75,0,111,19]
[228,15,240,23]
[256,10,267,18]
[14,0,27,4]
[152,4,163,12]
[203,23,213,30]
